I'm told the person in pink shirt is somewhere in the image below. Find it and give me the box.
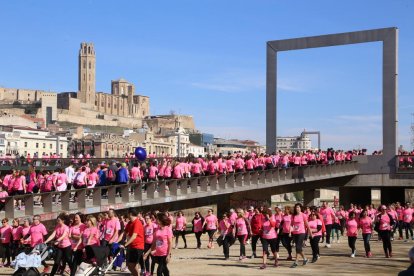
[308,211,322,263]
[202,209,218,249]
[402,202,414,242]
[234,156,245,173]
[319,201,336,248]
[10,218,22,261]
[191,159,203,177]
[192,212,204,249]
[23,215,48,250]
[158,161,166,180]
[376,205,394,258]
[346,212,358,258]
[218,213,233,260]
[164,161,172,180]
[143,212,173,276]
[172,162,182,179]
[0,218,12,267]
[173,211,187,249]
[130,163,141,183]
[290,203,310,268]
[103,209,121,248]
[226,156,235,174]
[148,162,158,181]
[235,209,250,261]
[260,209,278,269]
[69,213,87,269]
[21,218,31,249]
[44,213,75,276]
[0,186,8,211]
[359,210,373,257]
[143,214,156,276]
[281,206,293,260]
[245,157,255,172]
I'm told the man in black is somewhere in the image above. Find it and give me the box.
[399,246,414,276]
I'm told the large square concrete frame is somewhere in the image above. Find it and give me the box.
[266,27,398,173]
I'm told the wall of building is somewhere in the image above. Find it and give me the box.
[0,114,37,128]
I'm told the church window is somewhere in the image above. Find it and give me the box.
[114,104,117,109]
[89,62,91,69]
[101,102,104,107]
[89,74,91,80]
[84,74,86,81]
[108,103,110,108]
[83,61,86,69]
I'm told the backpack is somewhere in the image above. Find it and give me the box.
[107,169,115,181]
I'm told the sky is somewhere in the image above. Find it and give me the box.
[0,0,413,151]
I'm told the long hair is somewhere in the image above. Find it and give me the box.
[293,203,303,216]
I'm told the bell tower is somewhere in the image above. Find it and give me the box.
[78,42,96,106]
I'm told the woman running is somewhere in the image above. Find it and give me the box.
[359,209,373,257]
[173,211,187,249]
[346,212,358,257]
[290,203,310,268]
[308,211,322,263]
[192,212,204,249]
[44,213,75,276]
[202,209,218,249]
[280,206,293,260]
[376,205,394,258]
[144,212,173,276]
[69,213,86,271]
[260,209,278,269]
[218,213,232,260]
[235,209,251,261]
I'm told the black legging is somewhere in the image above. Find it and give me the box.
[143,243,155,274]
[348,236,357,254]
[222,235,233,259]
[11,240,20,260]
[50,246,74,276]
[194,232,202,248]
[398,220,403,238]
[325,224,333,244]
[251,235,262,255]
[0,243,11,265]
[339,219,346,236]
[309,236,320,259]
[237,235,247,257]
[153,255,169,276]
[174,230,187,247]
[403,222,413,239]
[362,233,371,254]
[281,234,292,256]
[73,249,83,267]
[378,230,392,256]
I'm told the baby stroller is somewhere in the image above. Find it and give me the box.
[12,243,54,276]
[75,245,111,276]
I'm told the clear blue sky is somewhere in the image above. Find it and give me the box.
[1,0,413,151]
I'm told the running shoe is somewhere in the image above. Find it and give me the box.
[311,258,317,263]
[286,255,293,261]
[303,258,308,265]
[325,244,331,248]
[351,253,355,258]
[290,262,298,268]
[259,264,266,270]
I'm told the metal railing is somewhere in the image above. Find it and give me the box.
[0,161,358,219]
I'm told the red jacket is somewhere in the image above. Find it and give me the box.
[250,214,264,235]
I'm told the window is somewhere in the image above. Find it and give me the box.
[83,60,86,69]
[84,74,86,81]
[60,145,63,150]
[24,142,28,147]
[36,143,39,148]
[108,103,110,108]
[89,62,91,69]
[43,143,46,149]
[50,144,52,149]
[95,101,98,106]
[101,102,104,107]
[114,104,117,109]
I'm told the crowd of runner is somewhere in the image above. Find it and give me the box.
[0,149,359,210]
[0,201,413,275]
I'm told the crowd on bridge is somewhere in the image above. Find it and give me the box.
[0,201,414,275]
[0,148,359,210]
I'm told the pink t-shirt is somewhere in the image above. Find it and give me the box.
[153,227,173,257]
[55,224,71,248]
[308,219,322,236]
[12,226,23,241]
[291,213,307,235]
[320,207,335,225]
[82,227,100,247]
[261,219,277,239]
[0,225,12,244]
[70,223,87,249]
[29,223,48,247]
[192,163,202,174]
[175,216,186,231]
[282,215,292,234]
[378,213,391,231]
[130,167,140,180]
[346,219,358,237]
[193,218,203,233]
[144,224,155,244]
[403,208,413,223]
[149,166,158,179]
[22,227,30,245]
[359,217,372,234]
[219,219,231,236]
[205,215,217,230]
[236,217,248,236]
[104,218,121,242]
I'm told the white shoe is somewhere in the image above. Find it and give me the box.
[325,244,331,248]
[350,253,355,258]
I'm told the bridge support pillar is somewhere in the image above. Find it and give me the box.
[304,189,320,207]
[371,188,381,206]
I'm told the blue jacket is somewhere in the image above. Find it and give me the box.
[116,167,129,183]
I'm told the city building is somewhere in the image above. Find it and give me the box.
[276,131,312,152]
[0,126,68,157]
[1,42,150,129]
[213,138,247,155]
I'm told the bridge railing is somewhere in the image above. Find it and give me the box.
[396,155,414,173]
[1,161,358,219]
